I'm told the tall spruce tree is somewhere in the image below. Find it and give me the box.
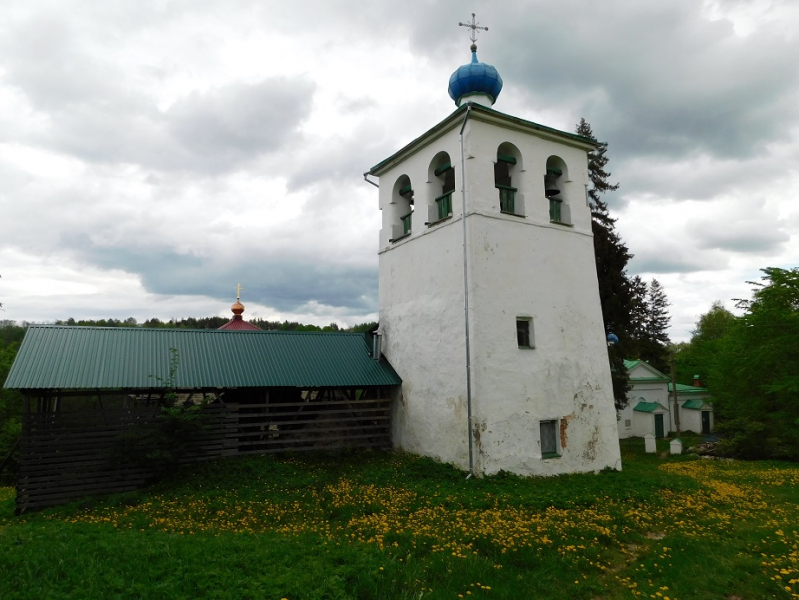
[628,275,649,339]
[577,119,620,223]
[576,118,634,409]
[645,279,671,346]
[628,278,671,372]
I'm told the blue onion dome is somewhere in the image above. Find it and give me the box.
[448,44,503,106]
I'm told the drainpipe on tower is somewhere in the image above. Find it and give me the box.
[459,103,474,478]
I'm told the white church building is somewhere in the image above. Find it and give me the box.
[366,34,621,477]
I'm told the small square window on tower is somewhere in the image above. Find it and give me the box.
[516,318,534,348]
[540,420,560,458]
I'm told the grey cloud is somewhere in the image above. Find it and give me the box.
[168,80,315,165]
[2,15,132,112]
[364,0,799,167]
[285,127,396,192]
[481,1,799,162]
[630,245,727,274]
[336,96,378,115]
[690,221,790,253]
[619,154,769,200]
[144,257,378,316]
[22,79,315,173]
[65,235,377,314]
[2,14,314,173]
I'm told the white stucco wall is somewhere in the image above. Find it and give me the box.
[618,381,671,439]
[676,392,713,434]
[375,106,621,476]
[467,215,619,475]
[380,219,471,467]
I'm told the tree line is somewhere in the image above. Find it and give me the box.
[50,317,377,333]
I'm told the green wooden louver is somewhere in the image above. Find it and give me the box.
[435,192,453,220]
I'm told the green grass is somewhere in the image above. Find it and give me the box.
[1,441,798,599]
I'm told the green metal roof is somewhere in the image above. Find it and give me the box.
[681,399,707,410]
[669,382,708,393]
[368,103,596,177]
[633,401,667,413]
[4,325,401,390]
[624,359,670,382]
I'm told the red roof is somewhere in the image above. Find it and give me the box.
[218,315,261,331]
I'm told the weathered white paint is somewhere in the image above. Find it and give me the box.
[644,434,656,453]
[670,439,683,455]
[373,104,621,476]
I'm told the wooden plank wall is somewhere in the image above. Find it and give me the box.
[17,397,391,513]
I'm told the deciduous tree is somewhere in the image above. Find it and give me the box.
[712,267,799,459]
[674,301,736,386]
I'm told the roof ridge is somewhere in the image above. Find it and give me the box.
[27,324,364,335]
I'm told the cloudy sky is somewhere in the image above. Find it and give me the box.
[1,0,797,341]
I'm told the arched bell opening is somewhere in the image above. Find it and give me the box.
[390,174,414,242]
[426,151,455,224]
[495,142,524,216]
[544,156,571,224]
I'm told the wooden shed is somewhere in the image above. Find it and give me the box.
[4,325,401,512]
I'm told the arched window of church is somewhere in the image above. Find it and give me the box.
[495,142,523,216]
[427,152,455,224]
[390,175,414,242]
[544,156,571,225]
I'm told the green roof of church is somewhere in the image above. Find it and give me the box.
[4,325,401,390]
[633,401,666,413]
[624,360,710,392]
[624,359,670,382]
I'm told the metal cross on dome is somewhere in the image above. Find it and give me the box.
[236,283,243,301]
[458,13,488,45]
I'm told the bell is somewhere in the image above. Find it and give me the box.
[544,172,560,198]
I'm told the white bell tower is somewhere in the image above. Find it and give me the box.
[367,20,621,477]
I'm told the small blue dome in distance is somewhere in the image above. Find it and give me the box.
[448,46,503,106]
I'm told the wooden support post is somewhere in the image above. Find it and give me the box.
[670,354,681,436]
